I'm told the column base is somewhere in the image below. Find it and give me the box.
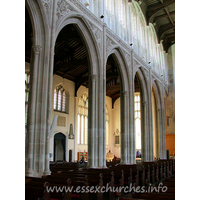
[43,169,51,176]
[25,169,47,178]
[25,169,34,177]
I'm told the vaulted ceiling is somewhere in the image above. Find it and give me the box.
[139,0,175,52]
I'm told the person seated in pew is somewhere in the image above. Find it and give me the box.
[112,155,117,161]
[80,156,85,164]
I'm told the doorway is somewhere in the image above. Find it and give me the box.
[54,132,66,161]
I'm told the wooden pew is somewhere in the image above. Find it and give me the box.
[26,159,175,200]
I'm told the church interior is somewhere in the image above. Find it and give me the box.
[24,0,176,199]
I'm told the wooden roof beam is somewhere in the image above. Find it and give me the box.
[54,44,83,63]
[164,33,175,40]
[158,23,175,41]
[106,85,120,91]
[54,57,88,73]
[164,7,174,26]
[146,0,175,24]
[153,11,175,23]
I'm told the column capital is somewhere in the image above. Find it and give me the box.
[32,45,42,54]
[90,74,97,81]
[142,101,147,105]
[122,91,128,97]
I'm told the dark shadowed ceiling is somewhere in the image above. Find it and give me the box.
[138,0,175,52]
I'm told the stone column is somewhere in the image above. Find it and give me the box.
[161,89,167,159]
[44,135,51,175]
[87,74,97,168]
[156,108,162,159]
[130,52,136,164]
[130,85,136,164]
[129,86,134,164]
[44,66,52,175]
[95,73,99,167]
[148,69,154,161]
[26,45,41,177]
[66,132,69,161]
[44,0,57,175]
[102,23,107,168]
[121,91,128,164]
[126,91,130,164]
[74,96,77,161]
[141,101,148,162]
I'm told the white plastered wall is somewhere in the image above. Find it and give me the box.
[49,74,75,161]
[113,98,121,158]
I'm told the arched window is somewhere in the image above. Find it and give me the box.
[119,0,125,26]
[105,0,115,29]
[25,73,30,125]
[135,93,141,151]
[106,105,109,146]
[53,85,68,113]
[118,0,126,40]
[130,6,137,41]
[77,93,88,145]
[106,0,114,13]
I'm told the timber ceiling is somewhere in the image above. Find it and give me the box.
[138,0,175,52]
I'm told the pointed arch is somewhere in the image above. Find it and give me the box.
[152,81,161,110]
[107,47,131,93]
[25,0,52,177]
[54,14,102,76]
[152,79,165,159]
[25,0,48,48]
[54,14,102,168]
[152,81,161,159]
[135,67,148,103]
[134,67,149,161]
[106,47,131,164]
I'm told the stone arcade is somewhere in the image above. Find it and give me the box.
[25,0,175,177]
